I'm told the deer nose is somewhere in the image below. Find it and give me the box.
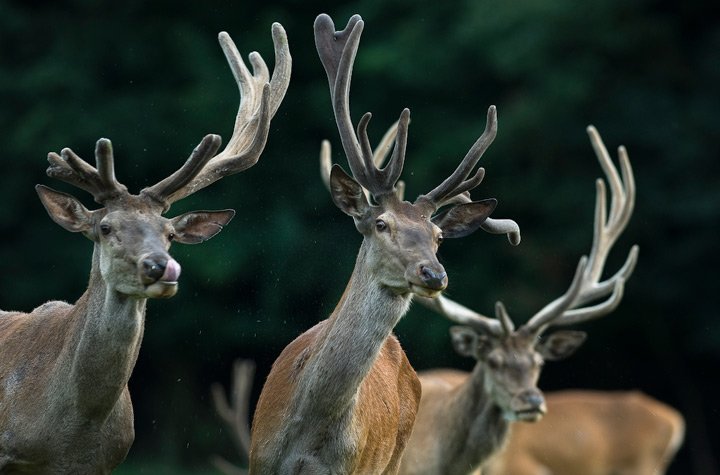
[142,254,168,282]
[418,264,448,290]
[518,389,545,409]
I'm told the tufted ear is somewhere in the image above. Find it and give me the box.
[433,199,497,238]
[537,330,587,361]
[171,210,235,244]
[36,185,95,235]
[329,164,371,219]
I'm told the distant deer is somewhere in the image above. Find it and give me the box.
[249,14,515,474]
[0,23,290,474]
[398,126,639,475]
[483,389,685,475]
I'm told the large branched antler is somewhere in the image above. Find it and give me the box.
[420,126,637,337]
[46,139,128,204]
[314,14,497,210]
[46,23,291,211]
[320,123,520,245]
[142,24,291,209]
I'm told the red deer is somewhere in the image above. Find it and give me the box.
[399,126,638,475]
[0,23,290,474]
[249,14,514,474]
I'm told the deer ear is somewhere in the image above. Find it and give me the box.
[171,209,235,244]
[449,326,480,358]
[329,164,370,219]
[433,199,497,238]
[36,185,94,234]
[537,330,587,361]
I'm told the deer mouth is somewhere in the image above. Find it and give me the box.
[409,283,444,298]
[143,259,181,299]
[506,405,546,422]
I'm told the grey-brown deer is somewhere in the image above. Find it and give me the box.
[0,23,290,474]
[249,14,512,474]
[483,389,685,475]
[398,126,639,475]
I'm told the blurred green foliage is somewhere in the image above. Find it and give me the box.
[0,0,717,473]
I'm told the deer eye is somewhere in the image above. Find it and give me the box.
[375,219,388,232]
[168,232,175,242]
[99,224,112,236]
[437,233,444,245]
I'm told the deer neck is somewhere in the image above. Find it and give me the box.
[64,246,147,418]
[296,240,412,418]
[438,363,510,474]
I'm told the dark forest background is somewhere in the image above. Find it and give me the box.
[0,0,717,473]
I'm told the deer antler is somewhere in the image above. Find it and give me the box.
[320,123,520,245]
[47,24,290,211]
[141,24,291,209]
[314,14,497,210]
[46,139,129,204]
[421,126,637,336]
[210,359,255,475]
[522,126,637,334]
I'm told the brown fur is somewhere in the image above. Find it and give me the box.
[483,390,685,475]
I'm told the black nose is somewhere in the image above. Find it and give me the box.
[419,265,447,290]
[143,254,168,281]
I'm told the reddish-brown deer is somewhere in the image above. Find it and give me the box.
[398,126,639,475]
[249,14,513,474]
[483,390,685,475]
[0,24,290,474]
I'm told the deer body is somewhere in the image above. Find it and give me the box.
[0,257,144,472]
[0,23,290,474]
[251,241,420,474]
[483,390,686,475]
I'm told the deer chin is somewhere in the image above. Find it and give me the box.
[410,284,443,299]
[144,281,178,299]
[505,407,546,423]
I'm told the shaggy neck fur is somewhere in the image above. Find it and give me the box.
[58,246,146,419]
[294,240,412,419]
[435,363,510,475]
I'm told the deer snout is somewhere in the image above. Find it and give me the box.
[140,253,181,284]
[511,389,547,421]
[418,263,448,291]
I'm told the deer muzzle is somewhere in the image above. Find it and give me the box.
[508,389,547,422]
[140,253,182,299]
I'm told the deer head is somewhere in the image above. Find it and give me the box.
[315,14,508,298]
[36,25,291,299]
[425,125,638,421]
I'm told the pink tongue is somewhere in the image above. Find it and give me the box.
[161,259,181,282]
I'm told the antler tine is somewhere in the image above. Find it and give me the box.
[46,138,128,204]
[321,122,408,202]
[522,126,638,334]
[142,23,291,209]
[523,257,589,333]
[211,359,255,469]
[585,125,635,283]
[416,294,504,337]
[419,105,497,208]
[315,13,408,199]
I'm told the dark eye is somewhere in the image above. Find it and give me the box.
[168,232,175,242]
[99,224,111,236]
[437,233,444,245]
[375,219,388,232]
